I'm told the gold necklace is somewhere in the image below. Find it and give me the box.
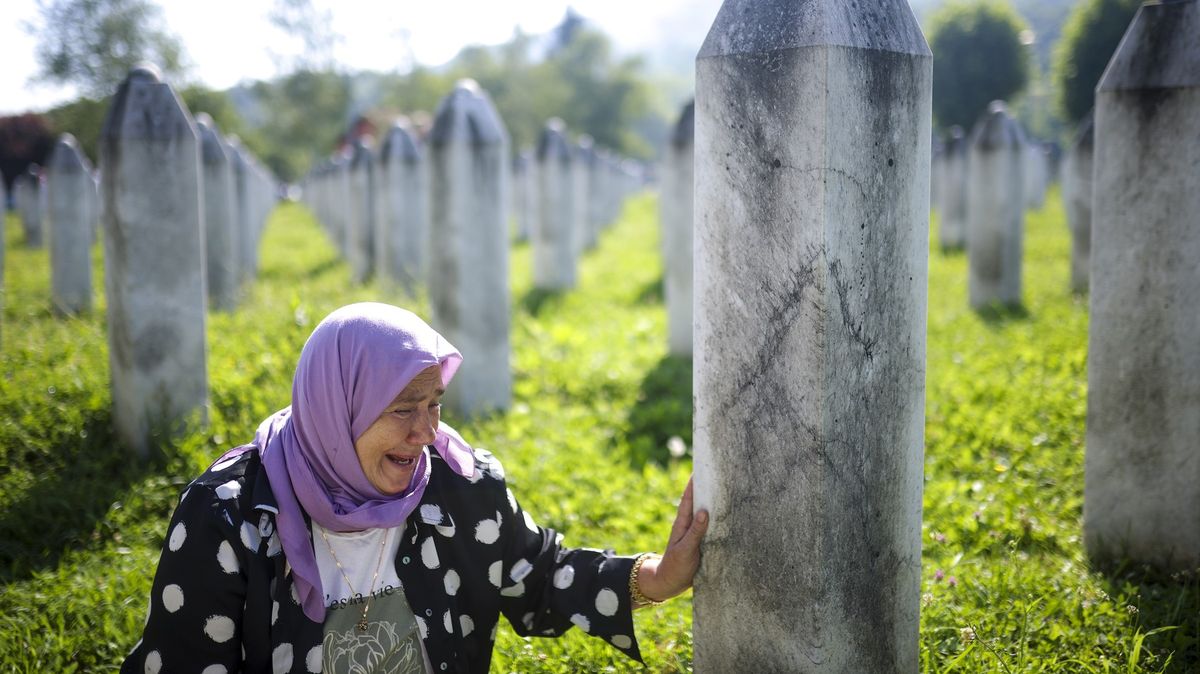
[318,526,390,631]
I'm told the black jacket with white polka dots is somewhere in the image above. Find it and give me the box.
[121,447,643,673]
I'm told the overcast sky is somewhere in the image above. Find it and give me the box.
[1,0,724,115]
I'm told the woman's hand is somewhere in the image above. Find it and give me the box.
[636,476,709,604]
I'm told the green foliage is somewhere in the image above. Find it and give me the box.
[1051,0,1141,126]
[179,85,269,161]
[252,70,354,181]
[928,0,1031,131]
[27,0,186,98]
[2,189,1197,671]
[40,97,106,166]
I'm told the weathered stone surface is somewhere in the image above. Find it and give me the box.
[428,80,512,415]
[226,136,254,284]
[1022,138,1048,210]
[46,134,95,314]
[938,126,967,250]
[1085,0,1200,574]
[16,167,44,247]
[377,120,427,290]
[1063,114,1093,294]
[661,100,694,356]
[195,114,239,310]
[347,137,377,283]
[966,101,1024,309]
[99,64,208,457]
[534,118,576,290]
[693,1,930,671]
[512,150,534,243]
[573,135,595,252]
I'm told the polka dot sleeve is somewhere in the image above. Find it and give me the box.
[120,483,248,674]
[495,484,644,663]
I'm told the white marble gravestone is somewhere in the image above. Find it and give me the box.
[99,64,208,457]
[661,100,694,357]
[534,119,576,290]
[427,80,512,415]
[46,134,94,315]
[1085,0,1200,574]
[966,101,1024,309]
[693,1,931,670]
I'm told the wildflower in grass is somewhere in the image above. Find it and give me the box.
[932,532,947,544]
[935,569,945,582]
[1125,604,1138,616]
[922,593,934,607]
[959,626,976,643]
[947,576,958,588]
[666,436,688,459]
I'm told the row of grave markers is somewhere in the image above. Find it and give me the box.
[2,0,1194,668]
[3,65,278,456]
[300,80,644,416]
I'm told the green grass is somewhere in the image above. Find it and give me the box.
[0,189,1196,672]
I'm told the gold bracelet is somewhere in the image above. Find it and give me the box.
[629,553,665,607]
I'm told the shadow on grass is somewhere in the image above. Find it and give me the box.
[976,301,1031,326]
[618,354,692,468]
[520,287,566,317]
[1096,563,1200,672]
[635,276,664,306]
[0,410,170,584]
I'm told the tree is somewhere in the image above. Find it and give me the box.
[927,0,1031,131]
[27,0,185,98]
[267,0,341,73]
[1051,0,1140,126]
[0,115,57,195]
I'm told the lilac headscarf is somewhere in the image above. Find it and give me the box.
[220,303,475,622]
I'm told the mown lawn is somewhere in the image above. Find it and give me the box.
[0,189,1195,672]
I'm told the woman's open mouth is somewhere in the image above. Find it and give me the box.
[386,452,417,467]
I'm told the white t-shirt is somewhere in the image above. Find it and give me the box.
[313,522,431,674]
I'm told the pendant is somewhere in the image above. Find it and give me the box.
[357,615,369,632]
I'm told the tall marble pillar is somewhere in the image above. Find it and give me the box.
[534,119,576,290]
[195,114,238,310]
[100,64,208,457]
[427,80,512,415]
[378,120,427,290]
[1085,0,1200,574]
[661,100,694,356]
[1063,114,1093,294]
[966,102,1024,309]
[46,134,95,314]
[693,1,931,670]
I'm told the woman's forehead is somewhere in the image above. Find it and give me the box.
[390,365,444,403]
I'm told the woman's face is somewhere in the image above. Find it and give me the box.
[354,364,444,495]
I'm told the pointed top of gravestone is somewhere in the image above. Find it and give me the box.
[129,62,162,83]
[537,118,571,162]
[698,0,929,60]
[429,79,507,146]
[969,101,1022,152]
[575,134,598,165]
[381,119,421,164]
[101,64,194,144]
[672,100,694,148]
[194,114,230,165]
[350,136,374,168]
[944,125,966,154]
[1098,0,1200,92]
[49,133,92,173]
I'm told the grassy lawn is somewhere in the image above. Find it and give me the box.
[0,189,1195,672]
